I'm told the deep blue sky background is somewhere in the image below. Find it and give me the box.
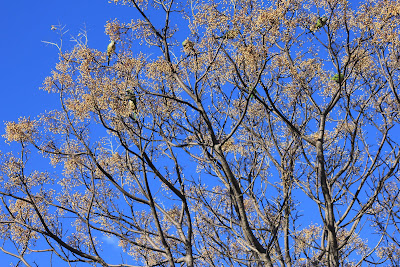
[0,0,392,265]
[0,0,132,123]
[0,1,146,265]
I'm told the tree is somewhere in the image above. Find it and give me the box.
[1,0,400,266]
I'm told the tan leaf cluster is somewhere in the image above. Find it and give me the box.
[4,117,37,143]
[376,243,400,260]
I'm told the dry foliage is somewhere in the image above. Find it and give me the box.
[1,0,400,266]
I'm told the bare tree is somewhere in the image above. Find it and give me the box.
[1,0,400,266]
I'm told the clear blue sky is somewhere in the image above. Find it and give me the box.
[0,0,134,123]
[0,1,145,265]
[0,0,392,265]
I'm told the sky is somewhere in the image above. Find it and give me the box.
[0,1,146,266]
[0,0,136,124]
[0,0,395,266]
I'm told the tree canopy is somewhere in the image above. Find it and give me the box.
[1,0,400,266]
